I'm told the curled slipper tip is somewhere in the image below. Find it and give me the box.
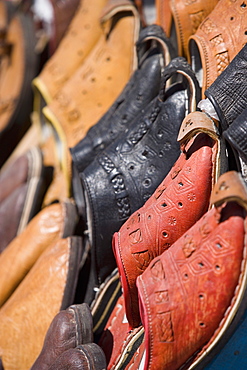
[69,303,94,345]
[76,343,107,369]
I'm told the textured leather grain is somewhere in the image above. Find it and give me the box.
[31,303,93,370]
[0,200,78,308]
[205,44,247,131]
[80,57,201,304]
[42,0,140,188]
[0,11,38,167]
[0,147,52,253]
[189,0,247,96]
[0,236,83,370]
[44,343,107,370]
[136,171,247,370]
[170,0,219,58]
[70,24,175,176]
[113,111,224,328]
[32,0,108,104]
[224,108,247,162]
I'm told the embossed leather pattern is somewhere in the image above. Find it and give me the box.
[170,0,219,58]
[70,24,174,175]
[42,0,141,187]
[205,44,247,131]
[79,57,201,302]
[32,0,108,104]
[137,171,247,370]
[189,0,247,96]
[113,111,223,328]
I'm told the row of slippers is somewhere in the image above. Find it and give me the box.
[0,47,246,368]
[0,0,247,369]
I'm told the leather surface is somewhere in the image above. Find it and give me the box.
[0,147,52,253]
[137,171,247,370]
[31,303,93,370]
[189,0,247,96]
[48,0,80,54]
[42,0,140,187]
[99,294,144,369]
[91,268,122,343]
[155,0,172,38]
[0,236,83,370]
[99,295,128,366]
[0,151,29,204]
[205,44,247,130]
[0,10,36,137]
[44,343,107,370]
[170,0,219,58]
[71,24,174,175]
[0,183,29,254]
[0,200,78,308]
[0,11,38,167]
[39,129,71,204]
[32,0,108,103]
[224,107,247,161]
[113,111,222,328]
[80,57,201,297]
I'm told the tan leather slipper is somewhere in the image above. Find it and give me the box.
[42,0,140,193]
[0,199,78,308]
[188,0,247,96]
[0,236,83,370]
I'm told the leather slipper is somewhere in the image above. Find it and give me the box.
[137,170,247,370]
[113,109,228,328]
[188,0,247,97]
[79,56,201,305]
[0,236,84,370]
